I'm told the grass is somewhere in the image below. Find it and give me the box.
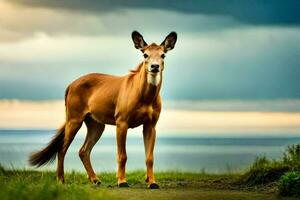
[1,144,300,200]
[278,171,300,197]
[240,144,300,187]
[0,168,298,200]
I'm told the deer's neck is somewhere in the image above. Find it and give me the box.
[136,62,162,104]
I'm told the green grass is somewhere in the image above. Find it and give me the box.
[1,144,299,200]
[0,168,298,200]
[240,144,300,187]
[278,171,300,197]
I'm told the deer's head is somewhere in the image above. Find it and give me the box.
[132,31,177,85]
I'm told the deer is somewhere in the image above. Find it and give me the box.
[29,31,177,189]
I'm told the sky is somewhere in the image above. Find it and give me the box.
[1,99,300,135]
[0,0,300,133]
[0,0,299,100]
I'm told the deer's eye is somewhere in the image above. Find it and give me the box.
[143,54,149,59]
[161,54,165,59]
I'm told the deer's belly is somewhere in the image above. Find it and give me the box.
[127,106,154,128]
[91,112,116,125]
[89,103,155,128]
[89,103,116,125]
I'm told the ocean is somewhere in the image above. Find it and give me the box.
[0,129,300,173]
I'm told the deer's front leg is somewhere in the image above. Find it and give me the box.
[143,123,159,189]
[116,120,129,187]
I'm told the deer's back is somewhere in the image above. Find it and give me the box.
[65,73,124,124]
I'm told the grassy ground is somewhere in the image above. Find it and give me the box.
[0,169,298,200]
[2,144,299,199]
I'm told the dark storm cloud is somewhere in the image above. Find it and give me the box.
[9,0,300,26]
[1,0,300,101]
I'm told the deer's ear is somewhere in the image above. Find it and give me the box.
[161,32,177,52]
[132,31,147,50]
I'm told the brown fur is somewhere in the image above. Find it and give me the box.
[29,31,177,187]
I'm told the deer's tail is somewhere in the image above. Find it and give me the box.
[29,123,65,167]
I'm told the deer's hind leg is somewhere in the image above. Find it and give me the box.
[57,119,83,183]
[79,116,105,185]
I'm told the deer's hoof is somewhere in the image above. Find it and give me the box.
[118,182,129,188]
[92,179,101,186]
[149,183,160,189]
[57,177,65,184]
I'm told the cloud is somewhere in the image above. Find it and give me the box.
[0,1,299,100]
[8,0,300,26]
[164,99,300,112]
[0,26,299,100]
[1,0,300,43]
[1,100,300,135]
[0,1,106,42]
[0,1,242,43]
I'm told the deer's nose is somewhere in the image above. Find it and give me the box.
[150,64,159,72]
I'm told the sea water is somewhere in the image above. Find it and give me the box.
[0,129,300,173]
